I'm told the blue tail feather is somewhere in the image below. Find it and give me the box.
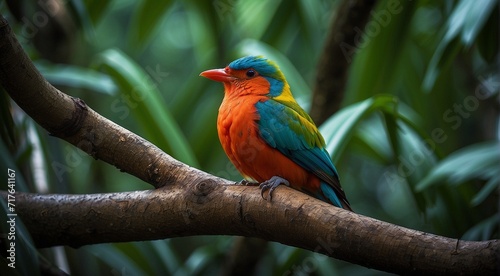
[320,182,343,208]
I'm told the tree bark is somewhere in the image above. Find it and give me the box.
[1,14,499,276]
[2,188,500,276]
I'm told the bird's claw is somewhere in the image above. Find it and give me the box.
[259,176,290,201]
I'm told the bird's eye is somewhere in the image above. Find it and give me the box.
[246,69,256,78]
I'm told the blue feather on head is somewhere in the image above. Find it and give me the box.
[229,56,286,97]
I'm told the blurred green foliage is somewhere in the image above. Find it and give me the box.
[1,0,499,275]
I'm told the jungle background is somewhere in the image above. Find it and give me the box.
[0,0,499,275]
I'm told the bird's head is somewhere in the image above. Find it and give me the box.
[200,56,289,98]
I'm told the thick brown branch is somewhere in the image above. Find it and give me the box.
[1,188,499,276]
[311,0,376,125]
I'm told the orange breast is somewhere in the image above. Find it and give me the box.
[217,94,321,193]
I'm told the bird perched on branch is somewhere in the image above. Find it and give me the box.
[200,56,352,211]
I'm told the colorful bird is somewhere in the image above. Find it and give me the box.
[200,56,352,211]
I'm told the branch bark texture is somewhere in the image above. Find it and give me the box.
[1,14,499,276]
[2,188,499,276]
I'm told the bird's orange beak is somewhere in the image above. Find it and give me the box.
[200,68,236,82]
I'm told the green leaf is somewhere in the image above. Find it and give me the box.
[458,0,496,46]
[320,95,439,212]
[129,0,173,51]
[150,240,181,274]
[352,119,393,164]
[86,244,146,275]
[320,95,399,163]
[422,0,497,91]
[471,174,500,206]
[70,0,113,41]
[344,0,417,103]
[130,242,169,275]
[416,141,500,191]
[462,214,500,241]
[421,36,462,93]
[80,0,113,25]
[234,1,282,40]
[183,245,222,274]
[36,62,117,95]
[0,141,30,193]
[94,49,198,166]
[476,3,499,62]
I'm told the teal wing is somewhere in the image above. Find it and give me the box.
[255,99,349,208]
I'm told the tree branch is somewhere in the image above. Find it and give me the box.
[1,15,499,276]
[311,0,376,125]
[2,188,499,276]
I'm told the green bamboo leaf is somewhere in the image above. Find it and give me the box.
[352,120,393,164]
[416,141,500,191]
[151,240,180,274]
[320,95,439,212]
[0,142,30,193]
[476,4,499,62]
[422,0,497,91]
[320,95,398,163]
[462,214,500,241]
[129,0,173,51]
[421,36,462,93]
[36,62,117,95]
[93,49,198,166]
[471,174,500,206]
[70,0,96,39]
[389,123,439,196]
[184,245,221,274]
[235,1,282,39]
[275,247,306,275]
[79,0,113,25]
[86,244,146,275]
[344,0,417,104]
[130,242,168,275]
[458,0,496,46]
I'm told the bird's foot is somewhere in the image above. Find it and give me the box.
[237,179,259,186]
[259,176,290,201]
